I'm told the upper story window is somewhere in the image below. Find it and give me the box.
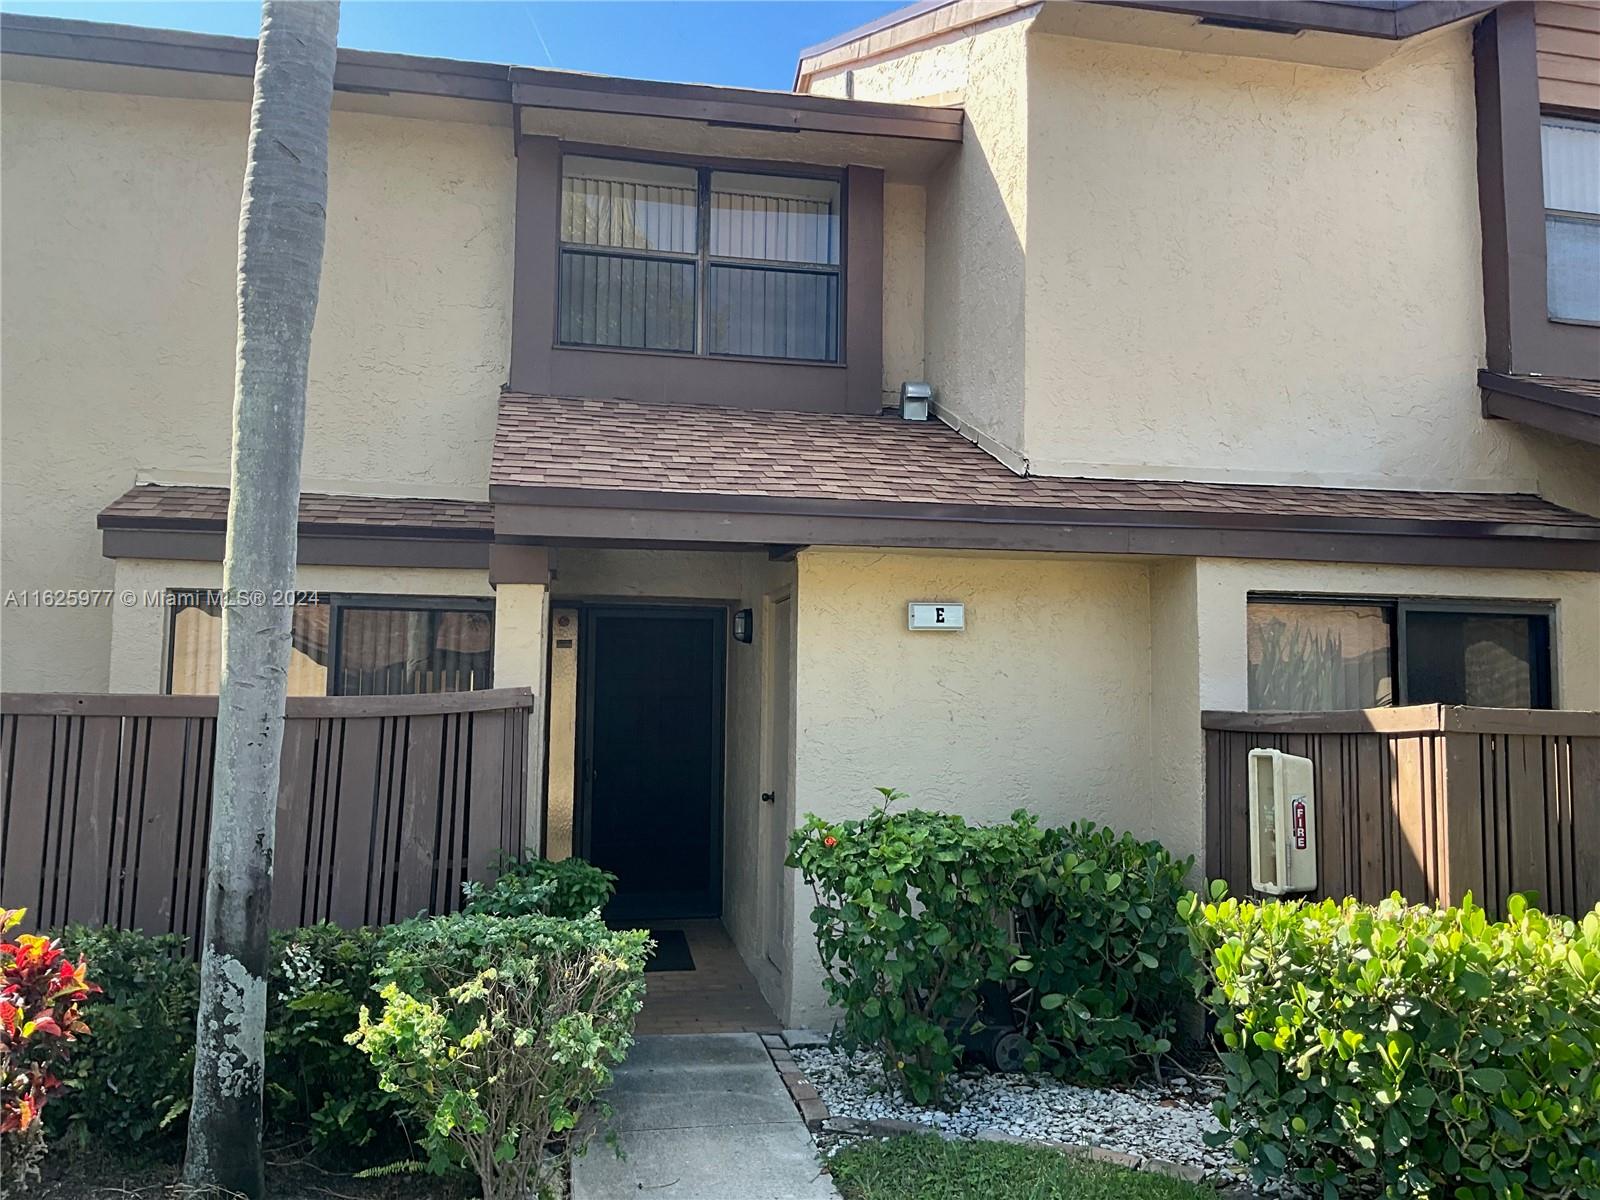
[558,154,842,363]
[1541,117,1600,323]
[1246,596,1554,712]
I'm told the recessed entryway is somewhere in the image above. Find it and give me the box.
[577,605,727,922]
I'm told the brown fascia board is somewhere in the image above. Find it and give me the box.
[794,0,1500,85]
[0,11,512,102]
[509,67,962,142]
[0,12,962,144]
[99,514,492,570]
[489,485,1600,572]
[1479,371,1600,446]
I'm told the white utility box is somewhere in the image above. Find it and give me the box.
[1247,748,1318,895]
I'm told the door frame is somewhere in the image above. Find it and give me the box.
[574,602,728,920]
[759,589,796,975]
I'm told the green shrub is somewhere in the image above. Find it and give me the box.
[352,911,648,1199]
[1184,888,1600,1199]
[789,795,1200,1103]
[266,924,406,1162]
[49,926,197,1150]
[1014,822,1196,1083]
[48,923,410,1164]
[461,856,615,921]
[788,792,1041,1104]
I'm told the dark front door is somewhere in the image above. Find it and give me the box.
[579,606,725,922]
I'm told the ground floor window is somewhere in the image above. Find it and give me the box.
[1247,595,1553,711]
[166,591,494,696]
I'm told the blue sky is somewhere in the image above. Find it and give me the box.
[0,1,905,89]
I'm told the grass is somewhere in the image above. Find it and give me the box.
[827,1135,1218,1200]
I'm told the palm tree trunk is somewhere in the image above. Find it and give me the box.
[184,4,339,1195]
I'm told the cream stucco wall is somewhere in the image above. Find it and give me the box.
[881,181,928,407]
[1023,28,1600,511]
[786,548,1168,1025]
[0,79,514,692]
[811,21,1600,514]
[813,15,1034,458]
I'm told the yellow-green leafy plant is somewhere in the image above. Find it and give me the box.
[351,912,647,1200]
[1184,887,1600,1199]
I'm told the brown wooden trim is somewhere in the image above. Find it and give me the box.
[1475,5,1600,376]
[488,543,551,586]
[1203,706,1599,736]
[493,495,1600,571]
[101,527,492,570]
[0,11,511,103]
[1479,373,1600,445]
[509,138,885,415]
[510,68,961,143]
[2,687,535,719]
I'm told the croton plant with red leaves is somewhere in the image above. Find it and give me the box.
[1,907,98,1135]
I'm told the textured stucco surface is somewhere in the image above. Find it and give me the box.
[881,181,928,407]
[1022,29,1600,510]
[1,80,514,691]
[1192,558,1600,712]
[786,548,1167,1025]
[814,16,1034,454]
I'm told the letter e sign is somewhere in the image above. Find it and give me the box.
[908,602,965,631]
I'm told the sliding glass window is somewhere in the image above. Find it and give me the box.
[166,592,493,697]
[1246,596,1554,711]
[558,154,842,362]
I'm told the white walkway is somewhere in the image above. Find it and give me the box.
[571,1033,841,1200]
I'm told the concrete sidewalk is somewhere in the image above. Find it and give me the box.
[571,1033,841,1200]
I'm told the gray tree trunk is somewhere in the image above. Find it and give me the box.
[184,4,339,1196]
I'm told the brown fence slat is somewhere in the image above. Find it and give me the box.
[1203,709,1600,918]
[1,693,531,939]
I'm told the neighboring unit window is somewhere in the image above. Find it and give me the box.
[168,594,330,696]
[1541,117,1600,322]
[166,593,493,697]
[332,602,494,696]
[558,154,842,362]
[1247,601,1396,711]
[1246,597,1554,711]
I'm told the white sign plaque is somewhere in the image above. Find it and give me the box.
[908,602,965,630]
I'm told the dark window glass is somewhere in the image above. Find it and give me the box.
[334,607,494,696]
[557,155,843,362]
[1247,601,1395,711]
[1403,611,1552,709]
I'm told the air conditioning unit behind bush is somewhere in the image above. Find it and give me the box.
[1247,748,1317,896]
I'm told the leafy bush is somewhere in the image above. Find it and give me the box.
[788,793,1042,1104]
[48,925,195,1151]
[1013,822,1196,1083]
[49,923,408,1164]
[353,910,647,1198]
[1184,888,1600,1199]
[789,794,1199,1103]
[266,924,407,1161]
[461,856,616,921]
[2,909,98,1187]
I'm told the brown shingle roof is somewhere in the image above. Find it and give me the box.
[492,393,1599,531]
[99,485,493,538]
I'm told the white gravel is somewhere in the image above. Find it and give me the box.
[792,1045,1244,1181]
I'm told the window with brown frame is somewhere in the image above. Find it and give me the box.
[1541,116,1600,323]
[166,592,494,697]
[557,154,842,362]
[1246,596,1555,712]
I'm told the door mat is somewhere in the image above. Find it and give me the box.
[640,928,695,973]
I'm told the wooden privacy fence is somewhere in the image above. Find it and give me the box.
[1204,705,1600,918]
[0,688,533,942]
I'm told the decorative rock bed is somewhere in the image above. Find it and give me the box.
[772,1032,1287,1195]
